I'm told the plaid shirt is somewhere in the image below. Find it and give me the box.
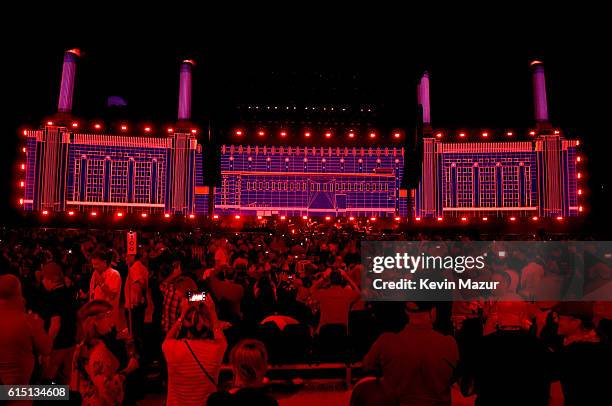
[160,283,182,333]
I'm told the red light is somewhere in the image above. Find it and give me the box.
[325,132,332,138]
[20,164,25,170]
[116,212,123,217]
[18,198,23,205]
[370,217,377,221]
[235,215,241,219]
[482,132,488,137]
[42,210,48,215]
[46,121,53,126]
[94,124,102,130]
[349,216,355,221]
[348,132,355,138]
[577,172,582,179]
[121,125,128,131]
[415,217,421,221]
[579,206,584,212]
[164,213,171,218]
[393,132,401,138]
[576,156,581,162]
[304,131,311,138]
[576,140,580,146]
[68,211,74,216]
[72,122,78,128]
[578,189,583,195]
[435,132,443,138]
[22,130,28,136]
[557,216,563,220]
[280,131,287,137]
[506,132,513,136]
[510,217,516,221]
[280,215,286,220]
[235,129,243,136]
[167,128,174,133]
[258,130,265,136]
[22,147,27,153]
[461,217,467,221]
[19,181,24,188]
[302,215,308,220]
[258,215,263,220]
[437,217,443,221]
[213,214,219,219]
[482,217,488,221]
[532,216,538,221]
[554,130,560,134]
[189,214,195,219]
[529,131,536,136]
[369,132,376,139]
[141,213,148,218]
[459,133,466,138]
[191,129,197,134]
[91,212,97,217]
[325,216,331,221]
[395,217,401,221]
[144,127,151,133]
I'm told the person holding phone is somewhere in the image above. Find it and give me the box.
[163,292,228,406]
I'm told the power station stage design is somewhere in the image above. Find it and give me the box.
[18,50,581,220]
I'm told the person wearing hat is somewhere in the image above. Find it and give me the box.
[553,301,612,406]
[361,301,458,406]
[0,274,52,400]
[71,300,139,406]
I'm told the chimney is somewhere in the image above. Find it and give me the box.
[417,71,432,134]
[178,60,195,121]
[530,60,549,125]
[57,49,80,113]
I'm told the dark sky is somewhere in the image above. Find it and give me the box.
[3,8,610,228]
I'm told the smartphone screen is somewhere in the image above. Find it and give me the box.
[186,291,207,302]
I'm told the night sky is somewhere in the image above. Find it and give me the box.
[3,9,609,229]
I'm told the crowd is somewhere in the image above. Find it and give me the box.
[1,225,612,406]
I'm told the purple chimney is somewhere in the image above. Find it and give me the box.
[57,49,80,113]
[417,71,431,126]
[178,60,195,120]
[530,60,549,123]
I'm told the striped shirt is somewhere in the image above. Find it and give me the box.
[163,338,227,406]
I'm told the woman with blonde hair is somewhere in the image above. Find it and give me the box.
[207,339,278,406]
[71,300,138,406]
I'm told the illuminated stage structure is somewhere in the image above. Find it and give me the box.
[414,63,580,220]
[17,51,582,222]
[20,50,207,217]
[215,144,408,218]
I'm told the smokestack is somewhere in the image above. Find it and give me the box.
[57,49,80,113]
[178,60,195,121]
[530,60,549,124]
[417,71,431,126]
